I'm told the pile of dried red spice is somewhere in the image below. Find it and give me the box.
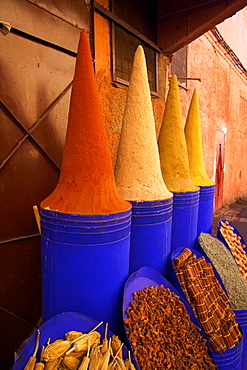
[124,285,216,369]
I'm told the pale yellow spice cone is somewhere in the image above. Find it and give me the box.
[115,45,172,201]
[184,89,215,187]
[158,75,198,193]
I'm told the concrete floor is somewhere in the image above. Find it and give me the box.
[212,196,247,241]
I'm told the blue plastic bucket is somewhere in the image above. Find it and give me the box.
[170,246,227,300]
[212,333,243,370]
[128,198,172,277]
[40,208,131,337]
[217,220,246,250]
[234,310,247,370]
[170,246,243,369]
[123,267,215,368]
[13,312,137,370]
[197,185,215,235]
[171,190,199,251]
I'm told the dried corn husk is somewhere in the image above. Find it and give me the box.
[78,356,90,370]
[41,340,71,362]
[34,363,45,370]
[78,338,90,370]
[108,363,120,370]
[114,357,125,370]
[124,358,130,370]
[88,344,103,370]
[124,353,135,370]
[24,330,40,370]
[68,332,100,354]
[62,356,80,370]
[65,331,83,342]
[107,363,115,370]
[108,343,124,370]
[101,324,108,355]
[100,350,111,370]
[65,350,85,359]
[100,338,111,370]
[111,337,122,359]
[44,357,61,370]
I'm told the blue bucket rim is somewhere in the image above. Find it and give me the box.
[13,312,136,370]
[40,207,132,222]
[123,266,215,369]
[129,198,173,207]
[170,247,244,356]
[172,190,200,197]
[217,219,246,250]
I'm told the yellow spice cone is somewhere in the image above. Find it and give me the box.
[40,29,130,215]
[115,45,172,201]
[158,75,198,193]
[184,89,215,187]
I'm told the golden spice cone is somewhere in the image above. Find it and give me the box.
[24,330,40,370]
[184,89,214,187]
[114,45,172,202]
[158,75,198,193]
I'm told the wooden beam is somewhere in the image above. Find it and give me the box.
[158,0,247,54]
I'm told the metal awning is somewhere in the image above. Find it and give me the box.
[158,0,247,54]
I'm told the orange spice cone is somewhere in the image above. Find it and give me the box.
[158,75,198,193]
[184,89,214,187]
[114,45,172,201]
[41,29,130,215]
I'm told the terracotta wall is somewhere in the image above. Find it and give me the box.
[178,29,247,206]
[94,2,247,207]
[94,1,169,167]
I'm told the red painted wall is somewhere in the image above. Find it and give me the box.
[179,23,247,207]
[95,3,247,209]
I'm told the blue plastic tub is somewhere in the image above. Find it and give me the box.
[123,266,215,369]
[41,208,131,337]
[170,246,227,297]
[128,198,172,277]
[234,310,247,370]
[171,190,199,252]
[217,220,246,250]
[197,185,215,236]
[170,247,243,370]
[13,312,137,370]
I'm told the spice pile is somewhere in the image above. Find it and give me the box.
[23,323,136,370]
[199,232,247,310]
[219,220,247,280]
[173,248,242,353]
[124,285,216,369]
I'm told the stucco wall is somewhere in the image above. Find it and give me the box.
[94,5,169,167]
[179,29,247,206]
[94,3,247,207]
[217,6,247,67]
